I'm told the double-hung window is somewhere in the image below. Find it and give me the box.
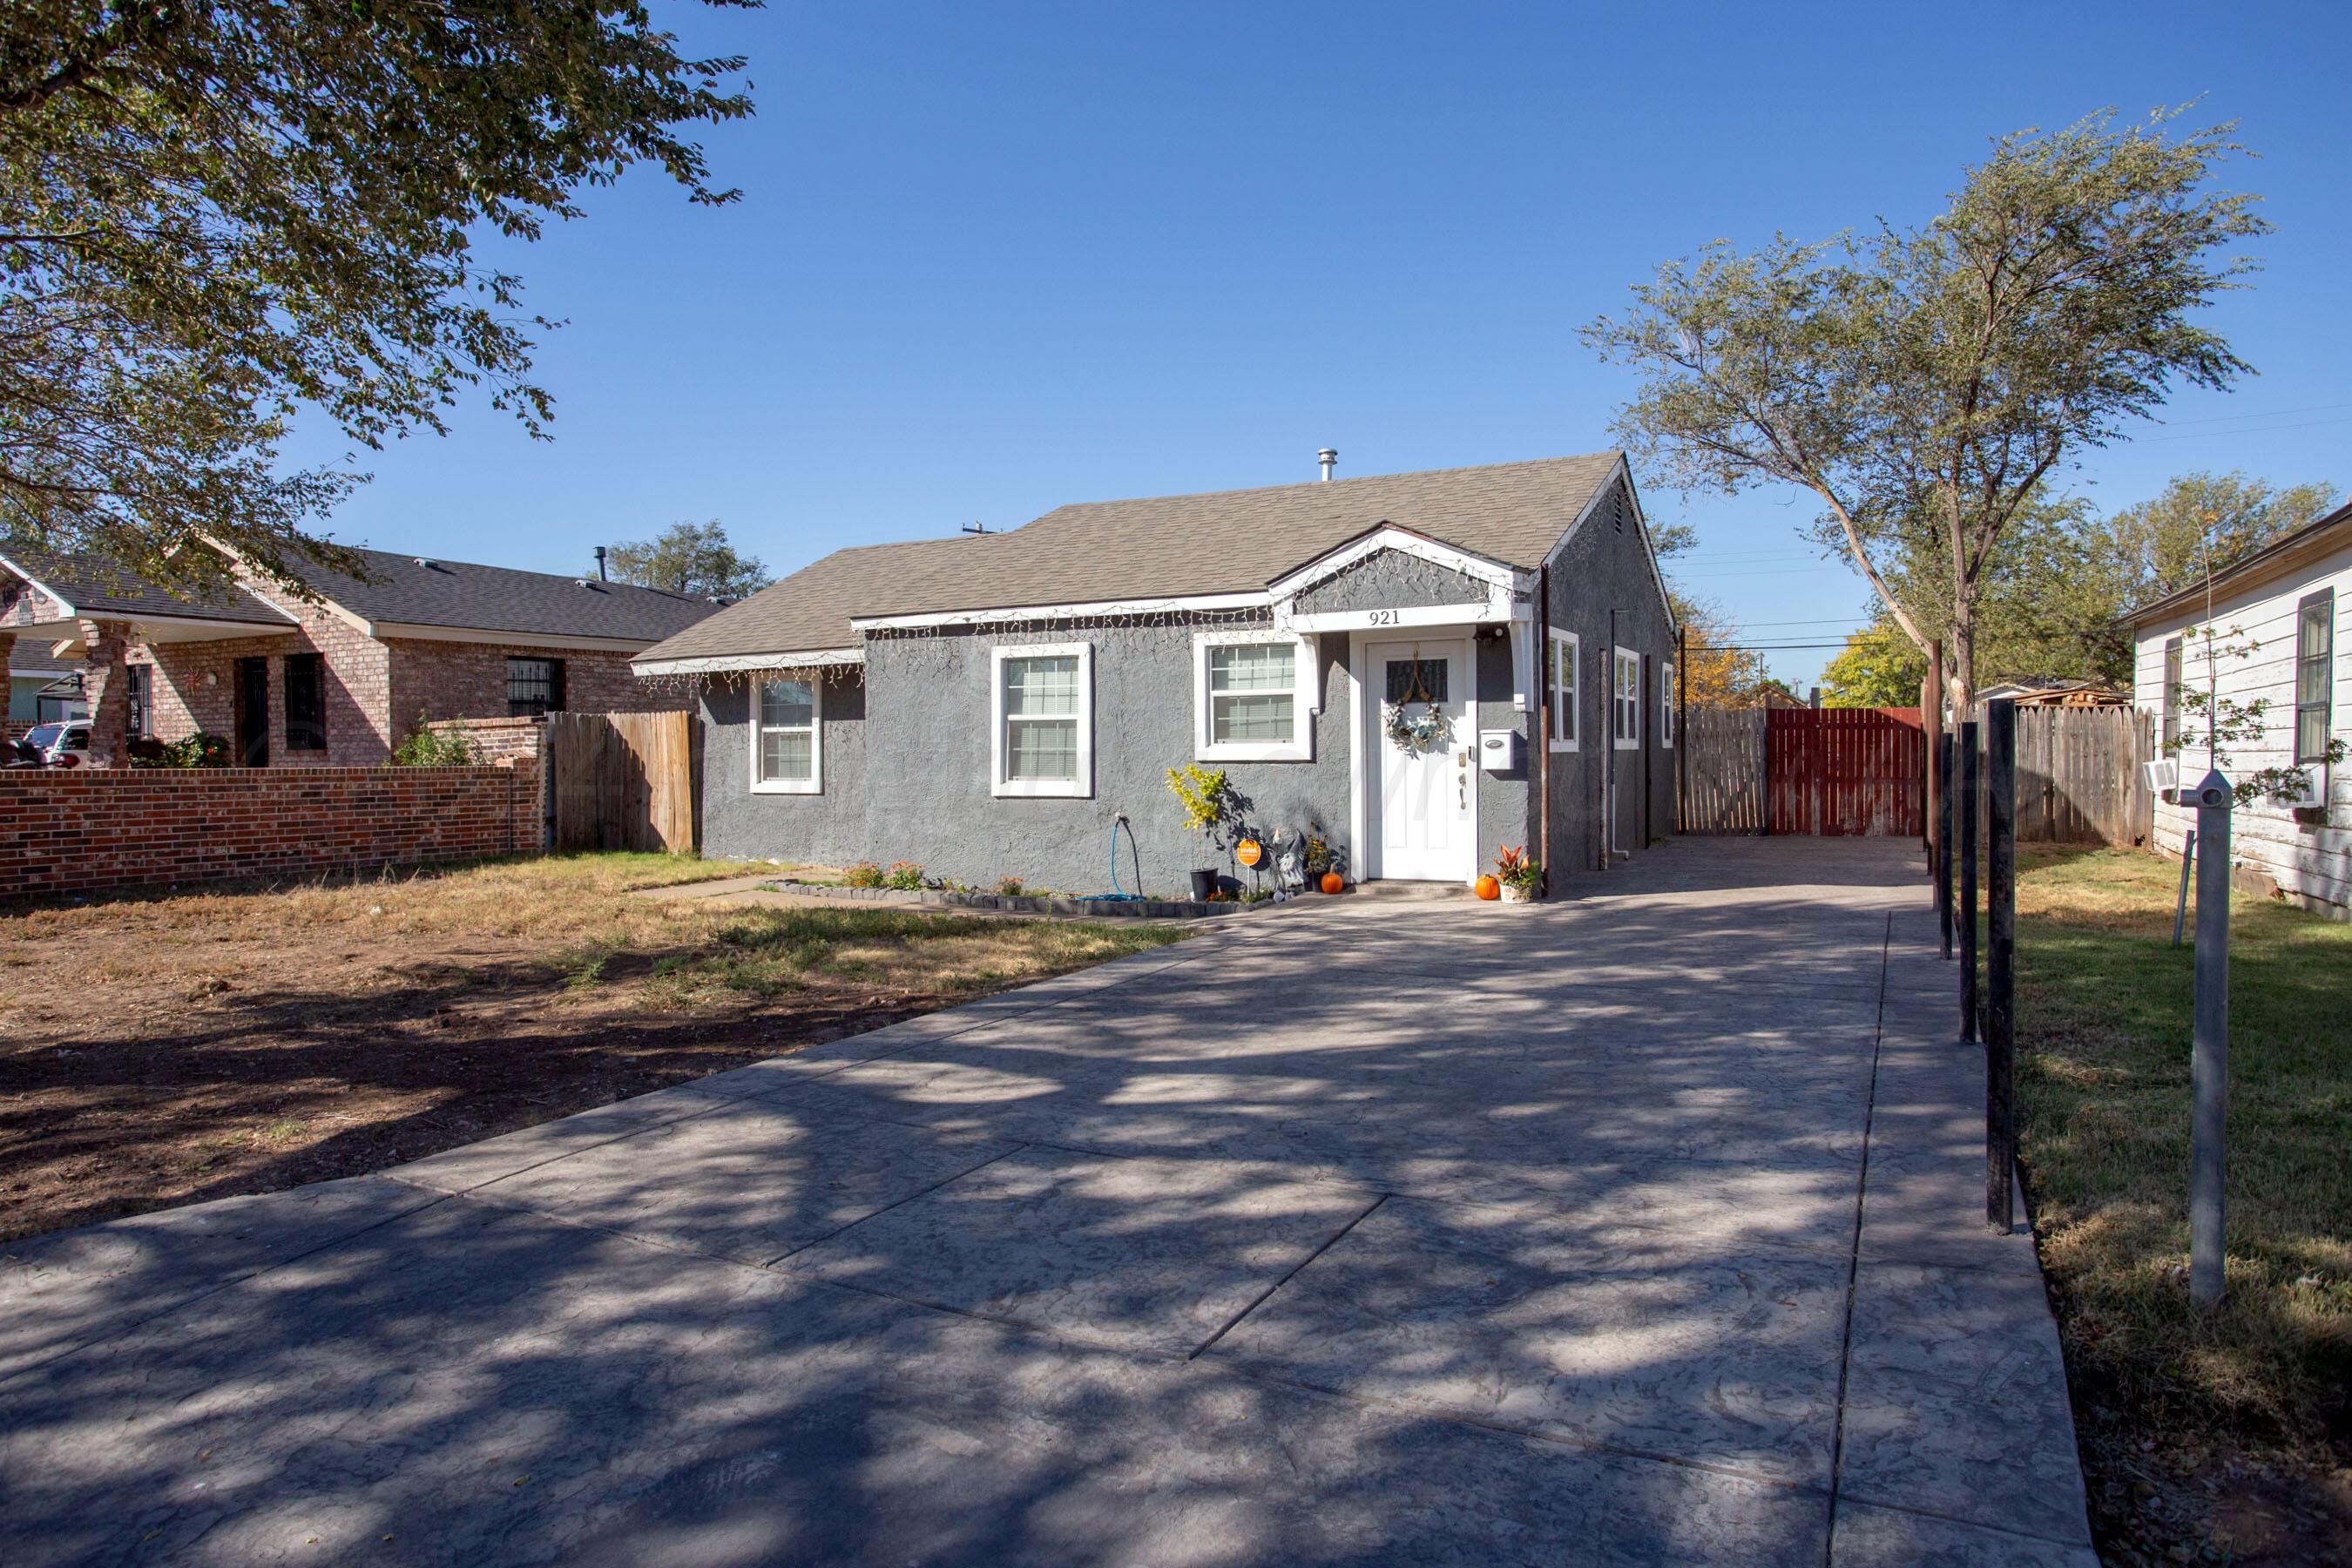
[1545,630,1579,752]
[1193,632,1312,760]
[1612,646,1641,749]
[992,643,1092,797]
[2296,590,2335,765]
[751,675,821,794]
[2159,636,2183,754]
[1660,663,1676,749]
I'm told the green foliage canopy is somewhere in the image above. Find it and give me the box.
[1587,109,2268,710]
[605,519,771,599]
[1,0,755,597]
[1818,470,2337,703]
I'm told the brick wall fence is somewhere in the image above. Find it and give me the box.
[422,714,544,762]
[0,761,541,901]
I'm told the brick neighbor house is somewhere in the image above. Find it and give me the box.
[0,546,723,767]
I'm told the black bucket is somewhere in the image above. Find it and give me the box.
[1188,869,1218,902]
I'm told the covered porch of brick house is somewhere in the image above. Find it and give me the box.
[0,611,359,767]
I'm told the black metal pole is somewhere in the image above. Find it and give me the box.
[2189,769,2233,1308]
[1959,719,1979,1044]
[1936,733,1955,960]
[1986,700,2017,1231]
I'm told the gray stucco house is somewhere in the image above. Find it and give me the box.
[633,453,1680,894]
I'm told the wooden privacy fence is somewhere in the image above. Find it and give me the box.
[1972,705,2153,846]
[1682,703,2156,846]
[545,710,696,854]
[1680,708,1768,834]
[1768,706,1924,836]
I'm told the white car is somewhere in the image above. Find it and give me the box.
[10,722,94,768]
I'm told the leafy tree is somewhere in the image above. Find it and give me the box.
[1819,628,1930,708]
[1586,109,2268,714]
[2084,470,2337,610]
[605,519,770,598]
[1666,590,1776,707]
[1,1,754,597]
[1823,471,2338,701]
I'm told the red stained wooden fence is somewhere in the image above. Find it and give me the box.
[1766,707,1924,837]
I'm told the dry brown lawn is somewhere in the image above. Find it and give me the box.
[0,853,1186,1244]
[2012,846,2352,1566]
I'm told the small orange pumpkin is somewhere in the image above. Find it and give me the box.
[1474,874,1502,901]
[1320,870,1344,895]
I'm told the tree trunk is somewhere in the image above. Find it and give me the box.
[1945,606,1977,721]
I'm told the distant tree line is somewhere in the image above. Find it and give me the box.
[1815,470,2337,706]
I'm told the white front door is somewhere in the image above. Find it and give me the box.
[1366,639,1476,882]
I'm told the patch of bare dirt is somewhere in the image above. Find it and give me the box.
[0,920,955,1243]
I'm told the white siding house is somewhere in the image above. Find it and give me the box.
[2129,502,2349,920]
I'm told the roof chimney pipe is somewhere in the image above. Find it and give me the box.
[593,544,608,582]
[1318,448,1338,483]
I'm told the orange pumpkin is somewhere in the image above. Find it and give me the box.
[1474,875,1502,901]
[1320,870,1345,895]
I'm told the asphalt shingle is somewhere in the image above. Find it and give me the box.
[302,548,724,642]
[639,454,1624,665]
[0,550,295,628]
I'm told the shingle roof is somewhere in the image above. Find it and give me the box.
[303,547,724,642]
[0,544,727,645]
[639,454,1625,665]
[0,549,297,628]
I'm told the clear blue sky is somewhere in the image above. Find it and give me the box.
[283,1,2352,689]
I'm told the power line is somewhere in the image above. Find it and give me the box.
[2136,416,2352,443]
[2154,400,2352,426]
[1675,570,1843,583]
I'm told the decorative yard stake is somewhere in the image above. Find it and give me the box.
[1985,700,2017,1232]
[1958,720,1979,1043]
[2188,767,2233,1308]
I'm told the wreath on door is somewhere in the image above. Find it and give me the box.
[1382,652,1453,754]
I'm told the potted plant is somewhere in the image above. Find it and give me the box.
[1492,845,1540,904]
[1304,831,1348,893]
[1166,764,1233,902]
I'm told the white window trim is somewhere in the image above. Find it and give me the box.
[991,641,1093,799]
[1613,645,1641,751]
[1660,662,1676,749]
[1546,629,1580,753]
[1193,629,1315,762]
[749,673,822,794]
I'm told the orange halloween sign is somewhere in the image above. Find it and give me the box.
[1235,838,1263,868]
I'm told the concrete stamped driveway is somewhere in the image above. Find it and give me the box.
[1,841,2093,1566]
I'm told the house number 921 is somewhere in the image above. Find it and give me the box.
[1366,609,1400,625]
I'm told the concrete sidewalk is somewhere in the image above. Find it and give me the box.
[0,838,2092,1565]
